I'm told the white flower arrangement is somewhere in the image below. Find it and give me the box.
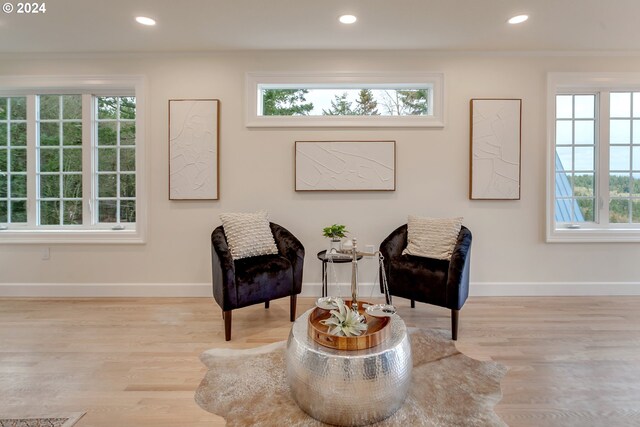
[320,298,368,337]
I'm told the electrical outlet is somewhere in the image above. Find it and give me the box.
[41,247,50,261]
[365,244,375,253]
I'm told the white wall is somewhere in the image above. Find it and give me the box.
[1,51,640,294]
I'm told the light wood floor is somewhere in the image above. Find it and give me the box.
[1,297,639,426]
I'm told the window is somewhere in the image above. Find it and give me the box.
[96,96,137,225]
[38,94,84,226]
[548,73,640,242]
[608,92,640,224]
[246,72,444,127]
[0,76,145,243]
[0,97,27,225]
[554,94,596,223]
[260,88,431,116]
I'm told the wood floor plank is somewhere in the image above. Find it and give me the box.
[1,296,639,426]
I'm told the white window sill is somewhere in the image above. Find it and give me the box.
[0,228,145,244]
[547,227,640,243]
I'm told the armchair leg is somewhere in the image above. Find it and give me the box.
[290,295,297,322]
[410,300,415,308]
[451,309,459,341]
[265,301,270,309]
[224,310,232,341]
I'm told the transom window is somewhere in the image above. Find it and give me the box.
[246,72,444,127]
[259,87,432,117]
[0,75,145,244]
[548,73,640,242]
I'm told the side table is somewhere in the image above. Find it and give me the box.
[317,250,363,297]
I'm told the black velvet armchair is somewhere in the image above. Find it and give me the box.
[211,222,305,341]
[379,224,472,340]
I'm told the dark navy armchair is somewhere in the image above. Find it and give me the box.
[379,224,472,340]
[211,222,305,341]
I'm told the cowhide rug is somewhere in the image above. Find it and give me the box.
[195,328,507,426]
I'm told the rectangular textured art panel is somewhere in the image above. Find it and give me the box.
[169,99,219,200]
[470,99,522,200]
[295,140,395,191]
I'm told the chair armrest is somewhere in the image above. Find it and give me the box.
[446,226,472,310]
[211,226,238,310]
[270,222,305,294]
[379,224,408,261]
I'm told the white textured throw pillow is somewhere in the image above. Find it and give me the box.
[402,215,463,260]
[220,211,279,260]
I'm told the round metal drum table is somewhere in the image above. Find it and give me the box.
[285,308,412,426]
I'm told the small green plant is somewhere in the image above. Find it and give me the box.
[322,224,348,239]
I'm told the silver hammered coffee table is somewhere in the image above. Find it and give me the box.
[285,308,412,427]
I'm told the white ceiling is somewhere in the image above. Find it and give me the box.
[1,0,640,53]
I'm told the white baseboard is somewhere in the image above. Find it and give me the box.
[0,281,639,298]
[301,282,640,297]
[0,283,212,297]
[470,282,640,296]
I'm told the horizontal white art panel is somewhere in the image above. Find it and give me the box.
[169,99,219,200]
[295,140,395,191]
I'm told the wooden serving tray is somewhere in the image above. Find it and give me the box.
[308,300,391,351]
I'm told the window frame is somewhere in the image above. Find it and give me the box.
[0,75,146,244]
[36,94,85,227]
[94,95,138,226]
[245,72,445,128]
[0,96,28,226]
[547,72,640,242]
[553,92,598,224]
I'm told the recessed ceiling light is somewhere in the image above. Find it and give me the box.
[135,16,156,26]
[508,14,528,24]
[339,15,357,24]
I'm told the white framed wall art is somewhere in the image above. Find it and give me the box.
[470,98,522,200]
[295,140,396,191]
[168,99,220,200]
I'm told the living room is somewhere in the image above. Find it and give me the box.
[1,1,639,426]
